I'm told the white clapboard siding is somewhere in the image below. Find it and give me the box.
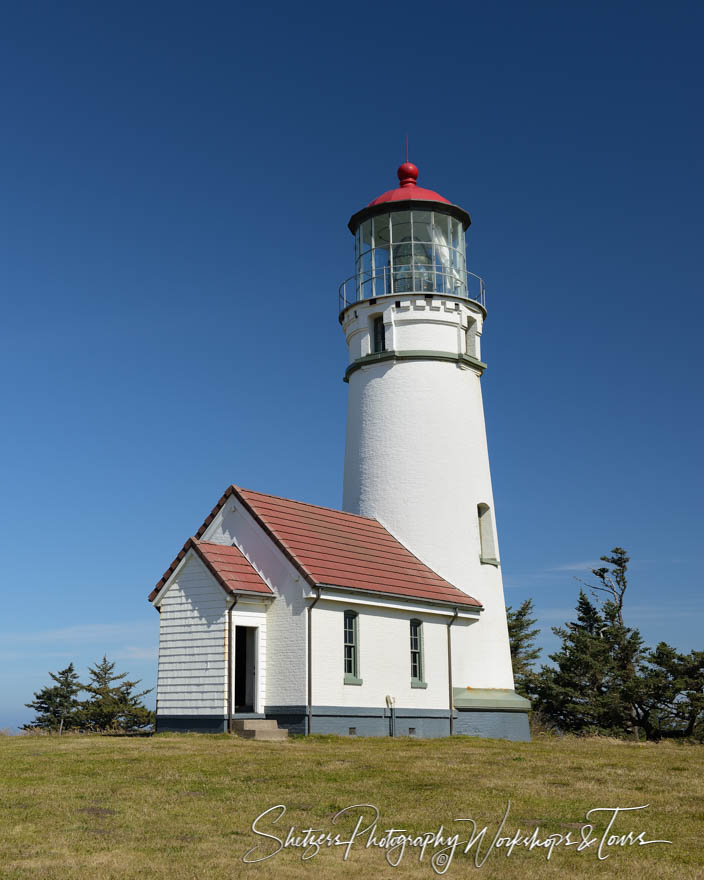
[157,554,227,716]
[202,500,308,706]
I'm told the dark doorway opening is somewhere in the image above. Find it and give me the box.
[234,626,256,712]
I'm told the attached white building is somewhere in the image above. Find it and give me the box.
[149,161,530,740]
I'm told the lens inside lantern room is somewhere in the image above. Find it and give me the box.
[355,211,467,298]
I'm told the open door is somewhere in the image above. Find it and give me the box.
[234,626,257,712]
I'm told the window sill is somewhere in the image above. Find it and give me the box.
[344,675,363,686]
[411,680,428,689]
[480,556,500,567]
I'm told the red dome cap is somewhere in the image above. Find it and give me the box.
[347,160,470,234]
[368,161,451,206]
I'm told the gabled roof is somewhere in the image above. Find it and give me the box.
[185,485,481,610]
[149,537,273,603]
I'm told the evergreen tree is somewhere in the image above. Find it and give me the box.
[532,547,704,740]
[533,587,645,736]
[80,656,154,732]
[636,643,704,741]
[574,548,649,737]
[506,598,541,697]
[586,547,630,625]
[24,663,82,732]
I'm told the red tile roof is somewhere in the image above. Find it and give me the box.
[149,537,273,602]
[185,485,481,609]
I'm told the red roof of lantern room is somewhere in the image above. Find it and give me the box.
[149,485,482,609]
[348,161,471,234]
[368,162,451,207]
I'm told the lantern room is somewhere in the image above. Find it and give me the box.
[340,162,485,311]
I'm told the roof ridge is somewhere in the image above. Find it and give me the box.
[233,485,376,522]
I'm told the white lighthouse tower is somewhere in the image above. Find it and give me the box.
[340,160,519,702]
[149,158,529,741]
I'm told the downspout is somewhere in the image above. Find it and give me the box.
[227,597,238,734]
[307,587,322,735]
[385,695,396,737]
[447,606,459,736]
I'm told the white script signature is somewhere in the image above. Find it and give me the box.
[242,802,671,873]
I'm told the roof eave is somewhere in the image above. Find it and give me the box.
[313,581,483,613]
[348,199,471,234]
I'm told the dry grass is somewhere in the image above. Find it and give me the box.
[0,732,702,879]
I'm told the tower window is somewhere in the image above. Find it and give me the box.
[465,319,479,359]
[344,611,362,684]
[372,316,386,353]
[410,619,426,687]
[477,503,498,563]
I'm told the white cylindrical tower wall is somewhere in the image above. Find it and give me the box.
[341,292,514,689]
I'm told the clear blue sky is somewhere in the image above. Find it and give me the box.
[1,1,702,730]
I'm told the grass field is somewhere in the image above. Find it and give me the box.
[0,731,702,879]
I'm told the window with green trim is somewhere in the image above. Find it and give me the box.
[344,611,360,683]
[372,315,386,353]
[410,618,424,684]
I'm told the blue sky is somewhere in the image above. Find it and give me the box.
[1,1,702,730]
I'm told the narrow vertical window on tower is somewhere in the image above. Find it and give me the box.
[410,619,427,687]
[477,503,498,564]
[372,315,386,353]
[344,611,362,684]
[465,318,479,359]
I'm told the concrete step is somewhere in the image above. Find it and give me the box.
[232,719,279,731]
[237,728,289,742]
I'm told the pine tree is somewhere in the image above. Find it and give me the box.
[80,656,154,732]
[533,588,645,735]
[582,547,630,625]
[506,598,541,697]
[24,663,82,733]
[533,548,660,738]
[515,547,702,740]
[637,643,704,740]
[578,548,647,737]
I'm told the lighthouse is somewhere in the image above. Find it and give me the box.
[150,158,529,742]
[340,161,518,698]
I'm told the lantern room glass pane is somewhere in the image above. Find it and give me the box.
[435,212,450,245]
[373,214,390,248]
[391,211,412,293]
[432,213,450,259]
[372,215,390,296]
[451,218,462,250]
[432,212,451,293]
[374,246,390,270]
[361,250,372,297]
[391,212,412,251]
[414,243,433,292]
[412,211,432,242]
[413,241,432,266]
[412,212,432,293]
[361,220,372,254]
